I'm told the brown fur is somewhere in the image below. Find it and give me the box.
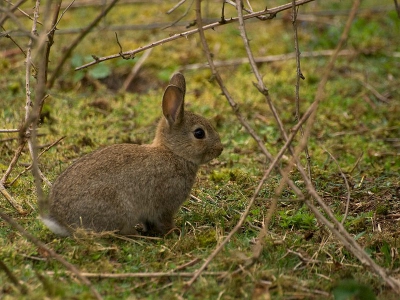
[41,73,223,236]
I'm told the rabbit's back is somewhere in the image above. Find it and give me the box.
[48,143,199,234]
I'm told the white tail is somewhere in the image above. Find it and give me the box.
[41,216,70,236]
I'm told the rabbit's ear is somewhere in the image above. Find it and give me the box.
[162,85,185,127]
[169,72,186,96]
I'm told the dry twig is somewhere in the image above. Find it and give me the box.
[232,0,311,262]
[47,0,120,88]
[0,0,27,27]
[119,48,153,93]
[286,0,400,293]
[0,211,102,299]
[75,0,316,71]
[46,270,225,279]
[0,129,20,133]
[0,181,26,214]
[358,78,390,103]
[0,2,102,298]
[182,49,357,70]
[186,0,400,295]
[323,147,351,224]
[166,0,186,14]
[47,0,76,34]
[1,142,26,185]
[291,0,312,179]
[9,136,65,187]
[164,0,194,29]
[394,0,400,18]
[184,0,319,290]
[0,259,28,294]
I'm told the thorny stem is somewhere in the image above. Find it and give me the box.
[291,0,312,179]
[188,0,400,295]
[0,0,27,27]
[47,0,119,88]
[234,0,310,258]
[184,0,315,290]
[286,0,400,293]
[1,1,103,298]
[75,0,316,71]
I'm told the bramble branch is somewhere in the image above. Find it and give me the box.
[75,0,316,71]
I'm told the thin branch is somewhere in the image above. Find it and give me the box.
[0,181,26,214]
[23,0,39,159]
[244,0,253,12]
[119,48,153,93]
[233,0,299,163]
[0,129,20,133]
[21,0,62,190]
[184,0,324,290]
[3,0,43,25]
[394,0,400,18]
[27,0,56,219]
[0,0,27,27]
[1,25,29,58]
[233,0,301,262]
[189,0,400,295]
[0,259,28,294]
[0,211,103,299]
[233,0,310,262]
[225,0,269,20]
[46,270,225,279]
[44,1,62,84]
[349,152,363,175]
[174,258,201,271]
[358,78,390,103]
[285,0,400,293]
[164,0,194,29]
[291,0,312,179]
[166,0,186,14]
[75,0,316,71]
[9,136,65,187]
[23,1,57,191]
[47,0,120,88]
[47,0,76,34]
[182,49,358,70]
[1,142,27,185]
[323,147,351,224]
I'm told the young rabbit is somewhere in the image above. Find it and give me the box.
[41,72,223,236]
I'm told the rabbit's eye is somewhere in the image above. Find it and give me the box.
[193,128,205,139]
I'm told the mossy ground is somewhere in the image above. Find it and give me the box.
[1,0,399,299]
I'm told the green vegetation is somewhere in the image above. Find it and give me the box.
[1,0,399,299]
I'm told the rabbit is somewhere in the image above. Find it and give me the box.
[41,72,223,236]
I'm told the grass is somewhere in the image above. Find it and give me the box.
[1,0,399,299]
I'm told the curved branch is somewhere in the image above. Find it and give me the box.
[75,0,316,71]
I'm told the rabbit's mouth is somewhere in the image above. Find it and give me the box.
[202,144,223,164]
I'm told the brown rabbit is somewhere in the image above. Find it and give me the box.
[41,72,223,236]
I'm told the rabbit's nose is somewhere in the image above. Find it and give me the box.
[216,143,223,155]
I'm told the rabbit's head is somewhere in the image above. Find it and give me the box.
[153,73,223,165]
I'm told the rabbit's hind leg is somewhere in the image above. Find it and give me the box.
[142,216,174,236]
